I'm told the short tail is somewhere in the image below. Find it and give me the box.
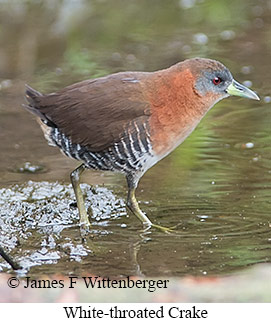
[23,85,44,118]
[23,85,55,128]
[25,84,42,103]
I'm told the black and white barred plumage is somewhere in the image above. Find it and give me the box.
[46,119,155,175]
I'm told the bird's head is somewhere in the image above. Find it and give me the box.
[183,58,260,103]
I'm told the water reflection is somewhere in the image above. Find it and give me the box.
[0,0,271,278]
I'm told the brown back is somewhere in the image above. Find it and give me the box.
[27,72,151,151]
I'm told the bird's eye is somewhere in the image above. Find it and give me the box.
[212,77,222,85]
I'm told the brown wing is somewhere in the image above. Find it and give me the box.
[25,72,151,151]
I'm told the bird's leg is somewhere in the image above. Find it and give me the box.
[70,163,91,228]
[126,174,173,233]
[127,186,153,227]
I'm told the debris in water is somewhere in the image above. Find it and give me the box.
[0,181,126,271]
[15,162,45,174]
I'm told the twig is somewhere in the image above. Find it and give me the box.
[0,246,22,270]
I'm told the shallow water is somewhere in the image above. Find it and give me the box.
[0,0,271,278]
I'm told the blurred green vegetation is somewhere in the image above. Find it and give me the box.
[0,0,265,80]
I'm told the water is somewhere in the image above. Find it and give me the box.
[0,0,271,278]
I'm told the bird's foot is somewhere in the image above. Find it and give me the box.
[78,210,92,234]
[80,220,91,229]
[143,222,176,234]
[79,220,91,238]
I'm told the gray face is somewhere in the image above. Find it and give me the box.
[195,68,233,97]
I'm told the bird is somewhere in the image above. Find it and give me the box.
[23,57,259,231]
